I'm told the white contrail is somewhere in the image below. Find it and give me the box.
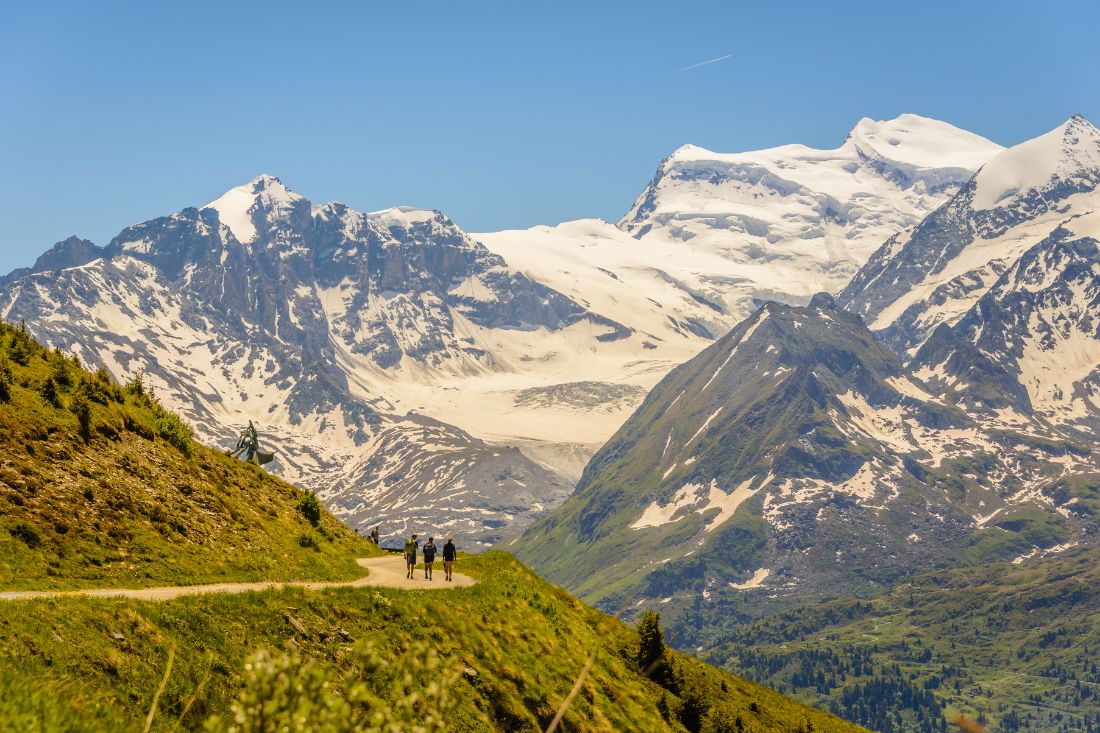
[670,53,732,75]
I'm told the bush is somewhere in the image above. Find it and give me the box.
[297,533,319,550]
[153,408,194,457]
[39,377,60,408]
[297,491,322,526]
[675,663,711,733]
[701,703,745,733]
[9,341,28,365]
[51,356,72,388]
[125,371,145,398]
[636,611,665,673]
[205,641,460,732]
[71,392,92,442]
[9,523,41,549]
[0,357,11,403]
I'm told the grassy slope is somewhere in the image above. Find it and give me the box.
[511,301,977,621]
[0,320,378,590]
[0,321,867,731]
[707,548,1100,732]
[0,553,867,733]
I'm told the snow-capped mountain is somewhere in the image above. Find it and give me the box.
[509,115,1100,641]
[1,175,615,545]
[0,114,1018,551]
[616,114,1002,318]
[841,115,1100,349]
[511,296,1099,639]
[911,212,1100,431]
[468,115,1003,402]
[841,115,1100,433]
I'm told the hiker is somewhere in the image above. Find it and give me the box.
[443,536,457,582]
[423,537,437,580]
[369,527,380,546]
[404,533,419,579]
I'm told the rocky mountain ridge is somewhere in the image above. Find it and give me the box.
[510,115,1100,642]
[0,175,593,545]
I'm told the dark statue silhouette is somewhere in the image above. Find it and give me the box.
[227,420,275,466]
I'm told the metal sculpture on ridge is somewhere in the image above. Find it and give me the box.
[227,420,275,466]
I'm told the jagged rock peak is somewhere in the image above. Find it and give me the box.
[202,174,307,243]
[971,114,1100,210]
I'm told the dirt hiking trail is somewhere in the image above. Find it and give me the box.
[0,555,475,602]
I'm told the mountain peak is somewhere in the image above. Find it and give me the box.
[808,292,837,310]
[971,115,1100,210]
[843,114,1003,171]
[202,175,307,243]
[31,236,104,273]
[368,206,443,231]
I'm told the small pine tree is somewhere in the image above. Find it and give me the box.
[297,491,322,526]
[0,356,12,403]
[125,371,146,398]
[51,356,72,388]
[39,377,60,408]
[9,340,27,366]
[71,391,92,442]
[637,610,666,674]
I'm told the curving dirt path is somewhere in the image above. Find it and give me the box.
[0,556,475,602]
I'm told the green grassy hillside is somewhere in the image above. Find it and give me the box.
[0,320,867,732]
[707,548,1100,732]
[0,553,867,733]
[0,319,377,590]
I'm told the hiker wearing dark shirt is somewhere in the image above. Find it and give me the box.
[442,536,457,582]
[423,537,437,580]
[404,533,419,579]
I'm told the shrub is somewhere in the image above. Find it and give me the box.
[9,342,28,366]
[39,377,61,408]
[636,610,665,673]
[205,641,459,732]
[9,523,41,548]
[297,533,319,550]
[0,358,11,403]
[657,692,672,722]
[297,491,322,526]
[153,408,194,457]
[701,703,745,733]
[675,663,711,732]
[125,371,146,398]
[71,392,92,442]
[51,356,72,388]
[90,367,124,403]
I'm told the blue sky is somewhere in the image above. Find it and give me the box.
[1,0,1096,272]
